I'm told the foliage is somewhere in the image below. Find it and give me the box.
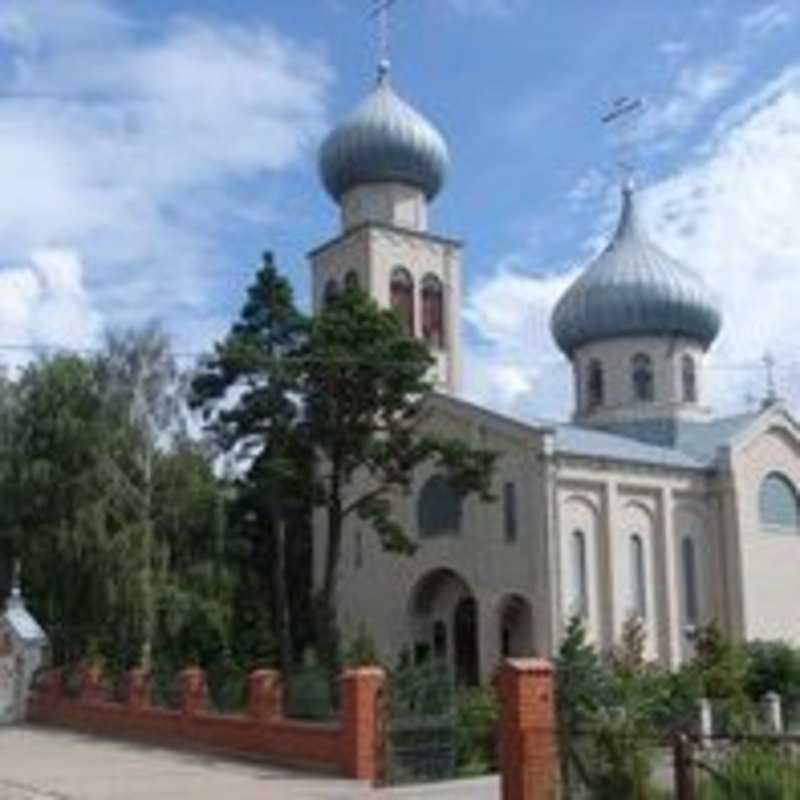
[343,622,381,668]
[744,640,800,705]
[284,650,335,720]
[191,253,312,670]
[390,654,454,718]
[698,744,800,799]
[454,686,497,776]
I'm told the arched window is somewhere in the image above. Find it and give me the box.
[421,274,445,348]
[630,535,647,619]
[323,278,339,307]
[344,270,359,292]
[682,537,699,626]
[418,475,462,538]
[682,355,697,403]
[587,359,604,408]
[632,353,654,402]
[759,473,800,531]
[572,530,589,618]
[390,267,415,336]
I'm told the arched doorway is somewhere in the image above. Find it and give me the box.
[408,569,480,686]
[498,594,535,658]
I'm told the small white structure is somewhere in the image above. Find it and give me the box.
[0,565,48,724]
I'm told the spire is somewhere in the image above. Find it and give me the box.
[8,559,22,607]
[611,178,644,243]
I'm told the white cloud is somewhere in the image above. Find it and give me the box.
[0,0,331,356]
[443,0,520,17]
[0,250,102,362]
[740,3,794,39]
[642,61,741,144]
[463,66,800,420]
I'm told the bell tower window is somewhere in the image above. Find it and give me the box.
[587,359,604,409]
[390,267,415,336]
[421,274,445,348]
[344,270,359,291]
[323,278,339,307]
[682,355,697,403]
[632,353,654,402]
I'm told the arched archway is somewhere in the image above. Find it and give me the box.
[498,594,535,658]
[408,568,480,686]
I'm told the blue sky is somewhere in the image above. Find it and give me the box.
[0,0,798,420]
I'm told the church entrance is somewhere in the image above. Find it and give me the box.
[408,568,480,686]
[498,594,535,658]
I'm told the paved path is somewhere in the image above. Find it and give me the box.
[0,727,498,800]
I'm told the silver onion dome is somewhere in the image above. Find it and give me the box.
[551,183,722,357]
[319,62,449,202]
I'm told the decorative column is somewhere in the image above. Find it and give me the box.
[127,667,149,713]
[247,669,283,721]
[179,666,207,717]
[497,659,559,800]
[339,667,385,781]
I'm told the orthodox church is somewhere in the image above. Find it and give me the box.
[310,59,800,684]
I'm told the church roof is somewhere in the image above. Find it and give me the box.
[551,183,722,357]
[319,63,449,202]
[3,591,47,645]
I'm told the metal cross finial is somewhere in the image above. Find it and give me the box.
[370,0,398,79]
[10,559,21,599]
[763,351,778,406]
[602,96,644,185]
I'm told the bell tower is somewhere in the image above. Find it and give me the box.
[309,59,462,394]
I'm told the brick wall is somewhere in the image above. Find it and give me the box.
[28,664,384,781]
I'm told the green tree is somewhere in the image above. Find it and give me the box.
[191,253,310,670]
[303,287,496,667]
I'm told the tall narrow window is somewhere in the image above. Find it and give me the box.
[630,535,647,619]
[682,537,699,626]
[572,530,589,618]
[632,353,654,402]
[421,274,445,348]
[355,530,363,570]
[503,481,517,542]
[344,270,359,292]
[390,267,414,336]
[323,278,339,306]
[759,473,800,531]
[682,355,697,403]
[587,359,604,408]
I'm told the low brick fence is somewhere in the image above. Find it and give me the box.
[28,664,384,781]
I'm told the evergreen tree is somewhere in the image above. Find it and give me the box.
[191,253,310,670]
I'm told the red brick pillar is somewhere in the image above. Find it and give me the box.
[339,667,385,781]
[497,659,559,800]
[179,666,207,717]
[247,669,283,721]
[80,663,105,705]
[127,667,149,713]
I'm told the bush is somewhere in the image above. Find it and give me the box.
[699,744,800,799]
[454,687,497,776]
[343,623,381,668]
[744,640,800,705]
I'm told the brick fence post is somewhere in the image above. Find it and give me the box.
[247,669,283,721]
[127,667,149,713]
[179,666,207,717]
[340,667,385,781]
[80,662,105,705]
[497,658,559,800]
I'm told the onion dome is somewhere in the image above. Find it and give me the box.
[319,62,449,202]
[551,183,722,357]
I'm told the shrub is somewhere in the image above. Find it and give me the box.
[454,686,498,776]
[343,623,381,668]
[699,744,800,799]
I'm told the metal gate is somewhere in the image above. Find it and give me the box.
[384,660,457,785]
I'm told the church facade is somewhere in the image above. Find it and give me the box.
[311,61,800,683]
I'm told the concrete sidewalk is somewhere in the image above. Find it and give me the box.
[0,727,499,800]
